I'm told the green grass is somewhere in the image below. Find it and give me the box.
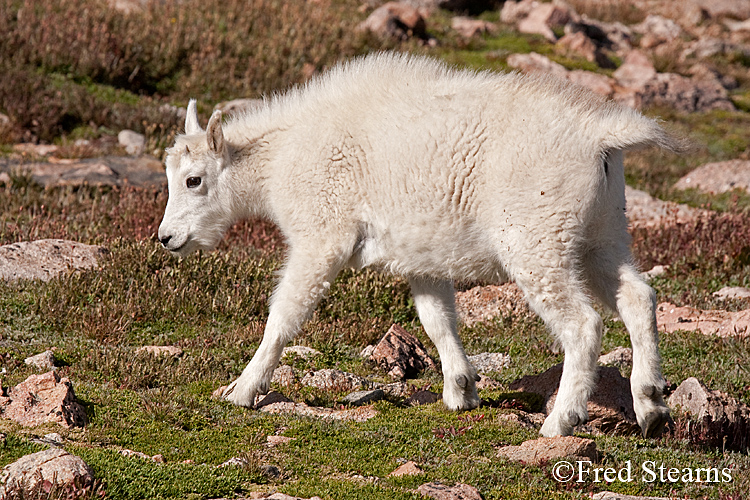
[1,119,749,500]
[2,3,750,498]
[0,180,748,499]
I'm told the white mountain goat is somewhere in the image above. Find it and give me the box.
[158,52,680,437]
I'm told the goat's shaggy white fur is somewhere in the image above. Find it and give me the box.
[159,52,679,437]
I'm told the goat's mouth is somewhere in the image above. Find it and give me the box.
[165,236,193,256]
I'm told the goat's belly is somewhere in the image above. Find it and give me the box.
[347,227,506,283]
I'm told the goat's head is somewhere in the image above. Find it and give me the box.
[158,100,233,256]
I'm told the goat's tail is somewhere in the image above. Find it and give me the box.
[598,106,690,155]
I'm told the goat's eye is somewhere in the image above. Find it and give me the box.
[186,177,201,188]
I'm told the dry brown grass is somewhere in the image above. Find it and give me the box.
[0,0,379,143]
[565,0,647,24]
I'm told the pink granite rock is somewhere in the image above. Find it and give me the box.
[496,436,597,465]
[1,371,87,428]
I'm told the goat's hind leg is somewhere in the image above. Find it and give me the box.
[410,277,480,411]
[513,266,603,437]
[223,245,345,407]
[583,249,670,437]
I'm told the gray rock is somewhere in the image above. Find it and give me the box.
[689,0,750,20]
[572,15,633,55]
[416,482,482,500]
[557,31,612,67]
[136,345,183,357]
[497,411,545,430]
[500,0,538,24]
[282,345,321,359]
[119,448,153,460]
[611,49,735,112]
[506,52,568,78]
[632,15,682,48]
[642,265,668,280]
[0,239,108,282]
[360,345,375,358]
[300,369,369,392]
[12,143,59,157]
[218,456,249,468]
[259,401,378,422]
[0,448,94,498]
[41,433,64,446]
[455,283,531,327]
[724,18,750,32]
[379,381,410,398]
[613,50,657,90]
[5,155,166,187]
[341,389,385,406]
[625,186,707,229]
[598,347,633,368]
[266,493,323,500]
[641,72,735,113]
[567,70,615,98]
[683,38,728,60]
[668,377,750,423]
[713,286,750,300]
[117,129,146,156]
[266,435,295,446]
[271,364,298,388]
[667,378,748,450]
[475,374,501,390]
[687,63,738,91]
[107,0,145,14]
[468,352,511,373]
[24,350,56,371]
[261,464,281,479]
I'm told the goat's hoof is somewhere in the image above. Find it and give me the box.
[222,382,235,397]
[222,379,258,408]
[540,408,588,437]
[540,418,572,437]
[443,373,480,411]
[638,406,671,438]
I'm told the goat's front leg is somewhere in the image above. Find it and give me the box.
[410,276,480,411]
[223,246,343,407]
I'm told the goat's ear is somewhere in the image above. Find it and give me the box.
[206,110,225,156]
[185,99,202,135]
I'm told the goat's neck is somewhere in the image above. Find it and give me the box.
[222,127,276,222]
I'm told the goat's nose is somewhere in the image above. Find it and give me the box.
[160,235,172,247]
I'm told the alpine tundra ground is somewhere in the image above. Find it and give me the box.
[1,0,750,498]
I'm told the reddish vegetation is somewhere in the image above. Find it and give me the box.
[0,0,375,142]
[631,212,750,272]
[0,183,284,255]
